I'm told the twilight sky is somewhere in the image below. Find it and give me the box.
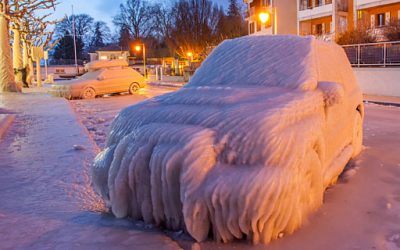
[53,0,232,31]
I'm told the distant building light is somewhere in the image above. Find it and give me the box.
[100,56,108,60]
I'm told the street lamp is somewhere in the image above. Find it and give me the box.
[259,12,270,24]
[134,44,147,79]
[187,52,193,65]
[258,8,277,35]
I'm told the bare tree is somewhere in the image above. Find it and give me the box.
[336,23,377,45]
[55,13,94,47]
[0,0,16,92]
[113,0,156,40]
[383,19,400,41]
[0,0,57,92]
[169,0,220,59]
[19,12,58,85]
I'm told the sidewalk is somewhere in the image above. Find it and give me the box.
[364,94,400,107]
[0,92,180,250]
[148,81,187,88]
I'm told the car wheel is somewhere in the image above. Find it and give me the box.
[129,83,140,94]
[352,111,363,157]
[82,87,96,99]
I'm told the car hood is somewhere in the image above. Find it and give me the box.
[106,86,324,163]
[52,79,93,88]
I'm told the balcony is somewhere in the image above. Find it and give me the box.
[356,0,399,9]
[298,3,333,20]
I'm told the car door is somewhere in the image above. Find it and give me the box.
[99,68,125,94]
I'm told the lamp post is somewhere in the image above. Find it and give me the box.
[187,51,193,65]
[135,44,146,79]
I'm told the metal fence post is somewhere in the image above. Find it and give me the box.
[357,44,360,68]
[383,43,387,67]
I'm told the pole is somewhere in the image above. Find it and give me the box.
[72,5,78,75]
[143,44,146,79]
[36,58,41,87]
[44,57,48,79]
[274,7,278,35]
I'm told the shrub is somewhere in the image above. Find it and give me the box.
[336,24,377,45]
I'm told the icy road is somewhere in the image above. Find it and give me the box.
[0,85,399,249]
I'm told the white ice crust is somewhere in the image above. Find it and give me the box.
[0,14,18,92]
[85,59,129,71]
[92,35,364,244]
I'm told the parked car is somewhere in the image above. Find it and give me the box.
[50,60,146,99]
[92,36,364,244]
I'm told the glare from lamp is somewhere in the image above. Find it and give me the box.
[259,12,270,24]
[135,45,141,52]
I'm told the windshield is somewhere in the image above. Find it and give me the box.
[77,70,102,81]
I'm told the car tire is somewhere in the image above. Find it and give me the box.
[129,83,140,94]
[82,87,96,99]
[352,111,363,157]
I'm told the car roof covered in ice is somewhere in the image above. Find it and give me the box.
[85,59,129,71]
[188,35,355,92]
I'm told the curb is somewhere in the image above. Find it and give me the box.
[0,114,16,139]
[364,100,400,108]
[149,82,186,88]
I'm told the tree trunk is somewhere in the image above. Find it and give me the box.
[13,27,23,83]
[0,12,19,92]
[22,38,28,67]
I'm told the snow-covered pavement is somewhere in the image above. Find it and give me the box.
[0,93,180,250]
[70,85,179,148]
[0,87,399,249]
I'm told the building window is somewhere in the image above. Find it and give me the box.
[262,0,271,6]
[358,10,362,19]
[377,13,385,27]
[249,22,255,34]
[315,24,323,35]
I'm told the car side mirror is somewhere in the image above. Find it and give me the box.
[97,76,104,81]
[318,81,345,107]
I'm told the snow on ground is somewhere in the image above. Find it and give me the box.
[69,85,178,148]
[68,83,400,249]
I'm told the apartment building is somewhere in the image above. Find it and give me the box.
[244,0,400,41]
[297,0,354,41]
[356,0,400,28]
[244,0,297,35]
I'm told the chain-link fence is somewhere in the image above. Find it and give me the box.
[342,41,400,67]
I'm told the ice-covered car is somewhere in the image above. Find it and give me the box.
[50,60,145,99]
[92,36,364,244]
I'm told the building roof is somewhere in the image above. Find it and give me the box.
[96,45,129,52]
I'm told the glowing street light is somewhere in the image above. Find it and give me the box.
[134,43,147,79]
[187,51,193,64]
[259,12,270,24]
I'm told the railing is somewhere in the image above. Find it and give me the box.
[342,41,400,67]
[299,0,332,11]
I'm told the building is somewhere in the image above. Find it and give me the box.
[89,45,130,62]
[297,0,354,41]
[244,0,400,42]
[244,0,298,35]
[355,0,400,39]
